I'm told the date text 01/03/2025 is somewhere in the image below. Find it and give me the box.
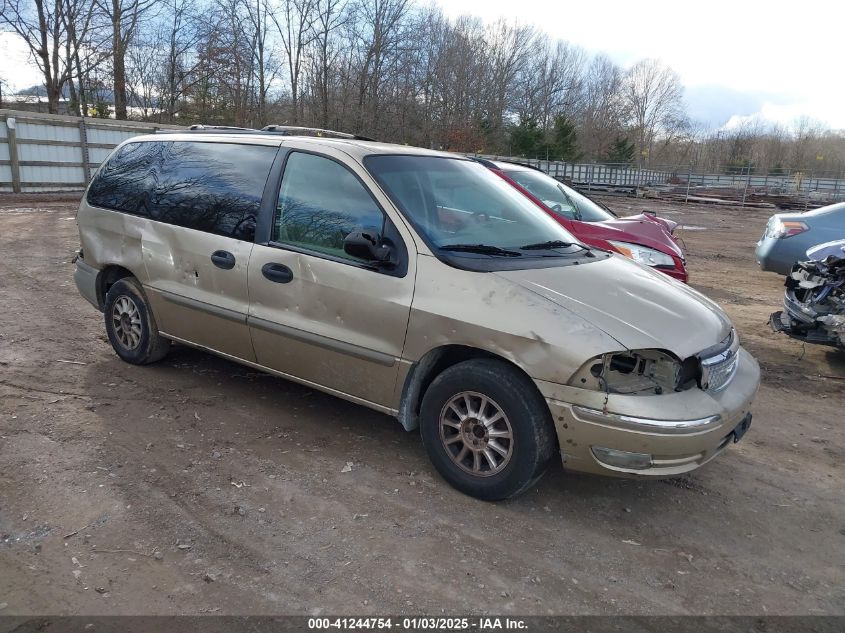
[307,617,529,630]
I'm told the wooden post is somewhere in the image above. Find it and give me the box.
[741,164,751,208]
[7,116,21,193]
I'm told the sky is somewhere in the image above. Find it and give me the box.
[439,0,844,131]
[2,0,842,131]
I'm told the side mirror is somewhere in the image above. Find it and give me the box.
[343,227,392,263]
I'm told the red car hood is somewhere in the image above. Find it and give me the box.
[567,212,684,260]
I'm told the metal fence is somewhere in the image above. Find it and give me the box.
[0,109,181,193]
[2,110,844,204]
[471,155,845,204]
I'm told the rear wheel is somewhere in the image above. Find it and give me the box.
[104,277,170,365]
[420,359,557,500]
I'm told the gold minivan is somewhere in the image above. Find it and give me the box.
[74,129,760,500]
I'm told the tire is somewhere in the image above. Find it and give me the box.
[420,359,557,501]
[103,277,170,365]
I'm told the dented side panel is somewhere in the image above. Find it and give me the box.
[77,204,257,362]
[142,224,255,362]
[401,254,626,387]
[77,204,146,285]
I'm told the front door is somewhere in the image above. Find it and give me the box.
[247,149,415,409]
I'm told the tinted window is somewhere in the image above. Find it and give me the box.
[273,152,385,260]
[87,142,165,216]
[87,141,276,239]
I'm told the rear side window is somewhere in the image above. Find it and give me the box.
[87,141,277,239]
[87,142,165,216]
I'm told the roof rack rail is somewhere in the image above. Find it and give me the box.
[154,123,376,141]
[190,124,256,131]
[261,124,374,141]
[156,124,260,135]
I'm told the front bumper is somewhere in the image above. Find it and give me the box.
[538,347,760,478]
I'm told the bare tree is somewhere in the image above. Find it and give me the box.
[309,0,347,128]
[271,0,318,124]
[484,19,536,139]
[64,0,107,116]
[156,0,204,122]
[622,58,685,164]
[578,54,625,159]
[352,0,411,133]
[0,0,75,113]
[245,0,278,125]
[94,0,157,119]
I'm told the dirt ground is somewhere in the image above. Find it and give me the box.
[0,192,842,616]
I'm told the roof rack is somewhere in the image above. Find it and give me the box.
[155,123,375,141]
[261,124,374,141]
[156,124,260,135]
[190,124,255,132]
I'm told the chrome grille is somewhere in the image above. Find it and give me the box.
[699,330,740,392]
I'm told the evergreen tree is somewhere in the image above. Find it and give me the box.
[605,136,636,164]
[510,116,544,157]
[551,115,579,161]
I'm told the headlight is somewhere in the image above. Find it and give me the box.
[569,349,699,395]
[608,241,675,267]
[765,218,808,239]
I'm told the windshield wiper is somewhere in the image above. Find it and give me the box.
[519,240,590,252]
[555,184,582,220]
[439,243,522,257]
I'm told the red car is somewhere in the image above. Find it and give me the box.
[478,159,688,282]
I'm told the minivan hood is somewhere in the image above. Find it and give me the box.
[495,255,731,359]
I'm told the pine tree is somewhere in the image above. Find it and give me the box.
[551,115,579,161]
[605,136,636,164]
[510,116,544,157]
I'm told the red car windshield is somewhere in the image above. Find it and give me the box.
[504,169,615,223]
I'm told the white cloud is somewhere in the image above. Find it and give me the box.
[437,0,845,129]
[0,33,41,92]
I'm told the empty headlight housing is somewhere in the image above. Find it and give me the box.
[569,349,700,395]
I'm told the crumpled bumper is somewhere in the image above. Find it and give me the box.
[537,347,760,478]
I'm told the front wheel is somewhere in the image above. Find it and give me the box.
[104,277,170,365]
[420,359,557,500]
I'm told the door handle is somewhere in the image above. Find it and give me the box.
[211,250,236,270]
[262,262,293,283]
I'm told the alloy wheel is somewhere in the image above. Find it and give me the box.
[111,295,142,350]
[439,391,514,477]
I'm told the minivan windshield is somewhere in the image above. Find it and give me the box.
[366,156,580,256]
[503,169,615,222]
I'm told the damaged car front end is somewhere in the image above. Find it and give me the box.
[771,239,845,350]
